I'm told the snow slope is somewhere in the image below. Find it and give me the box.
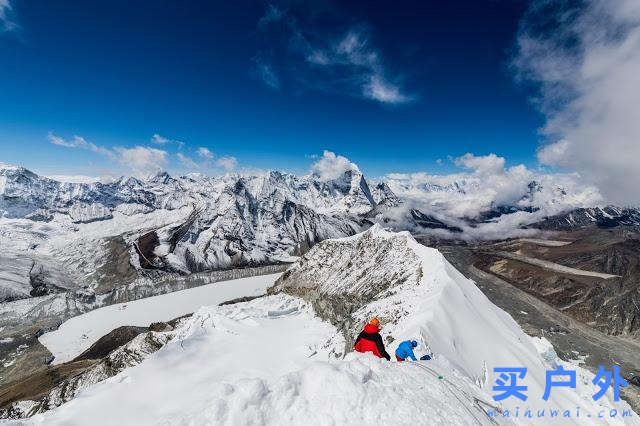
[26,295,506,426]
[25,287,636,425]
[272,225,638,424]
[39,273,281,365]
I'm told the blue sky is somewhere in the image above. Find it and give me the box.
[0,0,545,178]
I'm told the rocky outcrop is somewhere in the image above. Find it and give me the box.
[0,317,187,420]
[72,326,148,362]
[269,225,424,350]
[0,252,80,302]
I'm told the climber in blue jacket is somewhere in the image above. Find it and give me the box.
[395,340,418,362]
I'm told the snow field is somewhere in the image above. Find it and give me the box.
[29,295,501,426]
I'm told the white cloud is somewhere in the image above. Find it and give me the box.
[151,133,184,149]
[177,153,200,170]
[197,147,214,159]
[383,152,602,221]
[257,8,414,104]
[151,134,170,145]
[216,156,238,171]
[307,50,330,66]
[253,57,281,90]
[310,150,358,181]
[177,149,237,173]
[308,28,413,104]
[514,0,640,205]
[454,153,506,175]
[363,75,411,104]
[116,146,168,178]
[47,132,116,160]
[48,132,174,178]
[537,139,571,166]
[0,0,17,32]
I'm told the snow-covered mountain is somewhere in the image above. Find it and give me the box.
[0,163,380,281]
[532,206,640,230]
[2,162,639,305]
[382,170,607,221]
[5,227,635,424]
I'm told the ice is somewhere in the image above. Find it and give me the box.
[39,273,281,364]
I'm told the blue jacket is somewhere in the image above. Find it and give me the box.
[395,340,417,361]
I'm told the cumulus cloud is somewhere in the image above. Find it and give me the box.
[454,153,506,175]
[537,139,571,167]
[177,149,237,173]
[514,0,640,205]
[383,152,602,221]
[116,146,168,178]
[256,6,414,104]
[48,132,172,177]
[197,147,214,159]
[0,0,17,32]
[47,132,116,160]
[310,150,358,181]
[151,134,170,144]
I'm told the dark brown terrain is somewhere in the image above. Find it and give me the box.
[475,228,639,337]
[421,225,640,412]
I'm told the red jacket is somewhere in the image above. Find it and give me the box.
[354,324,391,360]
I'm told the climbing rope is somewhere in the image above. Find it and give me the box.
[408,362,501,425]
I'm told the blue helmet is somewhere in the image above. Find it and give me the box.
[411,340,418,348]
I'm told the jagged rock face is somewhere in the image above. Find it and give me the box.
[370,182,401,208]
[269,225,423,345]
[533,206,640,230]
[1,165,380,276]
[0,164,158,222]
[273,226,422,298]
[0,324,182,420]
[133,172,369,273]
[0,252,80,302]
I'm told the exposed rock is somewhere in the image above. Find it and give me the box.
[218,295,264,306]
[532,206,640,231]
[72,326,148,362]
[0,327,179,419]
[269,225,423,351]
[1,164,377,275]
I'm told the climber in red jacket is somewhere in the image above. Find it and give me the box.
[354,317,391,360]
